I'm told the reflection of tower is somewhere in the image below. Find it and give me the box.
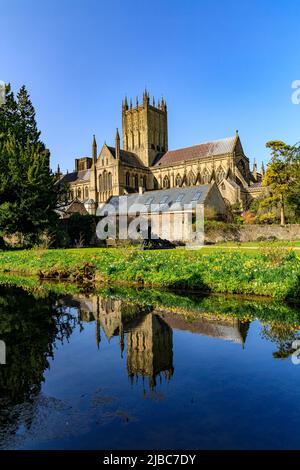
[127,313,174,389]
[69,294,152,352]
[98,297,123,341]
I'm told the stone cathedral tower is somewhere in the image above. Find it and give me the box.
[122,89,168,167]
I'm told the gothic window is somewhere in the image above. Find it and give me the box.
[99,174,102,191]
[134,174,139,189]
[108,172,112,190]
[163,175,170,189]
[203,169,210,184]
[188,170,196,186]
[85,187,89,198]
[237,159,246,177]
[221,182,226,191]
[125,134,128,149]
[175,174,182,187]
[132,132,134,148]
[126,172,130,187]
[103,170,107,191]
[216,167,226,183]
[138,131,141,148]
[77,188,81,199]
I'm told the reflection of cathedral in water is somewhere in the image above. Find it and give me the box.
[64,295,174,388]
[127,313,174,389]
[63,294,250,388]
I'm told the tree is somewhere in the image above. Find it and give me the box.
[0,84,18,137]
[264,141,300,225]
[16,85,43,147]
[0,84,64,245]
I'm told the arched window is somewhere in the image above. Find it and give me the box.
[103,170,107,191]
[108,172,112,190]
[77,188,81,199]
[85,187,89,198]
[175,174,182,187]
[188,170,196,186]
[134,174,139,189]
[163,175,170,189]
[126,172,130,187]
[203,169,210,184]
[216,167,225,183]
[99,174,102,190]
[70,190,74,200]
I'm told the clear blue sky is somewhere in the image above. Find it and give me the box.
[1,0,300,172]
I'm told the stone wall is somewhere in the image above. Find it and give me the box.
[205,224,300,244]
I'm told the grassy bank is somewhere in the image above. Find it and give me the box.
[0,246,300,300]
[1,273,300,328]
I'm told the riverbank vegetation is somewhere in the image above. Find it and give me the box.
[0,246,299,300]
[1,273,300,329]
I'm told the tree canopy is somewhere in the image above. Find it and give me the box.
[0,84,62,245]
[262,140,300,225]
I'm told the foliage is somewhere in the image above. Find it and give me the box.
[0,84,64,245]
[262,140,300,225]
[59,213,98,248]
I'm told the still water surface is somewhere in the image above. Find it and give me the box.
[1,283,300,449]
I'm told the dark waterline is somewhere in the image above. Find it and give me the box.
[1,283,300,450]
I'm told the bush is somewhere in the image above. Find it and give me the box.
[0,236,6,250]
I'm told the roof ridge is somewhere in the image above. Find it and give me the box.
[166,135,236,154]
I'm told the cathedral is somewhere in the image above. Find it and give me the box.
[59,90,264,214]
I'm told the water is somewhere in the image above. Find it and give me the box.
[1,282,300,450]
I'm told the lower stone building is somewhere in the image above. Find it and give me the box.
[97,183,226,243]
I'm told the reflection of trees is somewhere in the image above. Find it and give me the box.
[0,286,77,447]
[261,322,300,359]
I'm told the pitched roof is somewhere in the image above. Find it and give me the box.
[160,312,248,345]
[107,146,146,169]
[153,136,237,167]
[59,169,91,184]
[98,184,212,216]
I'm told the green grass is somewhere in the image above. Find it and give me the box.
[1,273,300,328]
[214,240,300,248]
[0,246,300,300]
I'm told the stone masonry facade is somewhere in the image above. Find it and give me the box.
[59,89,265,214]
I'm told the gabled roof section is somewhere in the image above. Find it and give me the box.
[153,136,238,167]
[106,146,146,169]
[59,169,91,184]
[98,184,213,216]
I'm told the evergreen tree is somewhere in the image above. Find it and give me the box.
[0,84,18,137]
[0,84,63,245]
[16,85,42,147]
